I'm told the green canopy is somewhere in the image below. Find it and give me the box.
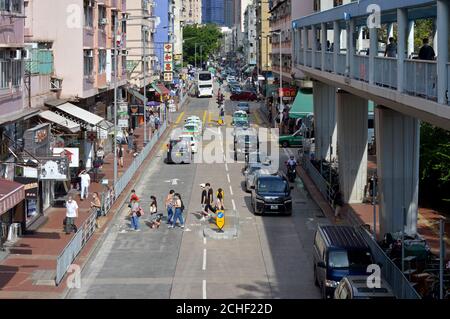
[289,90,314,119]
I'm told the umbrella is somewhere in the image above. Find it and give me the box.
[147,101,160,107]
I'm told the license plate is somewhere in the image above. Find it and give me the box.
[270,205,278,210]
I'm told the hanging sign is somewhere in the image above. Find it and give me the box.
[164,72,173,82]
[164,43,173,53]
[164,63,173,72]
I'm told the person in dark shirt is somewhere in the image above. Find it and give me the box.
[200,183,214,220]
[418,38,435,60]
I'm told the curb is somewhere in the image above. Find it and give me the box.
[60,97,191,299]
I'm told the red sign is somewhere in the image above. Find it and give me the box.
[164,43,173,53]
[164,63,173,72]
[164,54,173,62]
[278,87,297,98]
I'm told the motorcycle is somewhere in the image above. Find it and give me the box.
[286,163,296,182]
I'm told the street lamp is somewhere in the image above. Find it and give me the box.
[271,31,282,129]
[113,13,155,187]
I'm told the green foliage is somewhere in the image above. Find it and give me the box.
[182,24,222,66]
[414,19,434,52]
[419,123,450,209]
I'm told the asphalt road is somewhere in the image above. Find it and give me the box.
[67,85,330,299]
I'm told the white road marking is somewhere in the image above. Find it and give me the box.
[203,237,207,245]
[202,249,207,270]
[165,178,180,185]
[202,280,207,299]
[227,173,231,183]
[232,199,236,211]
[225,163,229,171]
[229,185,234,195]
[282,148,290,158]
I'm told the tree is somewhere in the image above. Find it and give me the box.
[182,24,223,67]
[419,123,450,210]
[414,19,434,52]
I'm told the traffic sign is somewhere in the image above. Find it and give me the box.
[164,43,173,53]
[164,72,173,82]
[216,210,225,231]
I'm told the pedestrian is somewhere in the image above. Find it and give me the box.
[149,195,162,229]
[96,147,105,168]
[155,115,161,130]
[92,157,102,182]
[170,193,185,229]
[79,170,91,201]
[64,195,79,234]
[219,107,225,126]
[333,190,344,221]
[149,112,156,135]
[201,183,214,220]
[127,128,134,153]
[118,146,124,168]
[418,38,436,60]
[91,192,102,228]
[129,198,143,231]
[384,37,397,58]
[215,188,225,211]
[165,189,175,224]
[129,189,139,204]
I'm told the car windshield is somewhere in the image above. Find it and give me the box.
[247,166,261,175]
[257,179,288,193]
[199,84,212,88]
[199,73,211,81]
[328,250,373,269]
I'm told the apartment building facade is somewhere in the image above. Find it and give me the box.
[255,0,271,79]
[181,0,202,25]
[243,4,256,66]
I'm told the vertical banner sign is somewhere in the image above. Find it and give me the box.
[164,42,173,83]
[216,210,225,231]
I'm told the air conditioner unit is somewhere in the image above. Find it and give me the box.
[99,18,108,25]
[10,49,21,60]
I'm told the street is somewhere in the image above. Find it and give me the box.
[67,89,329,299]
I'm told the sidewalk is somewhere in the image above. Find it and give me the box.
[0,117,173,298]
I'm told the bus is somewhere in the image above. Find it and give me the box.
[196,71,213,98]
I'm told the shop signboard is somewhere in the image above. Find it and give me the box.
[118,119,129,128]
[38,157,69,181]
[278,87,297,98]
[86,131,97,142]
[53,148,79,168]
[164,43,173,53]
[164,72,173,82]
[164,63,173,72]
[99,128,108,140]
[14,177,38,200]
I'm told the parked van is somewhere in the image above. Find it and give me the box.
[313,225,374,299]
[166,139,192,164]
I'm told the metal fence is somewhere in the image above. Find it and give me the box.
[447,63,450,105]
[352,55,369,83]
[298,50,304,65]
[324,52,334,73]
[358,227,422,299]
[404,59,437,101]
[302,157,330,202]
[374,57,398,89]
[55,207,97,285]
[305,50,312,67]
[336,53,346,75]
[314,52,322,70]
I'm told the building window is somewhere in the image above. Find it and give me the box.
[0,0,22,13]
[84,0,93,27]
[333,0,343,7]
[84,49,93,76]
[0,49,23,89]
[98,5,107,29]
[111,10,117,33]
[121,51,127,72]
[98,49,106,74]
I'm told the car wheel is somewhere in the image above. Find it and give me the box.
[282,141,289,148]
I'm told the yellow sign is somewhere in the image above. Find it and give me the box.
[216,210,225,230]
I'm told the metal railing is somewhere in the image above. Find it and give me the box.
[314,51,322,70]
[352,55,369,83]
[298,50,304,65]
[447,63,450,105]
[302,156,330,203]
[324,52,334,73]
[374,56,398,89]
[55,207,97,285]
[358,227,422,299]
[305,50,312,67]
[336,53,346,75]
[404,59,437,101]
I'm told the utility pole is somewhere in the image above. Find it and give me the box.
[113,16,118,186]
[143,26,148,144]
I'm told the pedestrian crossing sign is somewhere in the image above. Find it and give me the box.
[216,210,225,231]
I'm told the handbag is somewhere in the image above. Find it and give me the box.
[136,207,144,217]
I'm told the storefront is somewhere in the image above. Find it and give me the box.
[13,177,39,227]
[0,179,25,241]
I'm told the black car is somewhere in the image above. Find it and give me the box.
[250,174,293,215]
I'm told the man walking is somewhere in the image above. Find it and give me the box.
[79,170,91,201]
[165,189,175,224]
[201,183,214,220]
[418,38,436,60]
[384,37,397,58]
[65,196,79,234]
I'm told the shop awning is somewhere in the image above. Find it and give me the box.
[55,103,114,131]
[0,179,25,215]
[151,83,170,95]
[127,88,145,103]
[289,90,314,119]
[39,110,81,133]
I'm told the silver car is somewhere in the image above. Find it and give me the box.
[245,167,274,192]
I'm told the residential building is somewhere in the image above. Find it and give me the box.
[202,0,225,25]
[154,0,169,73]
[255,0,271,79]
[181,0,202,25]
[174,0,184,65]
[224,0,234,27]
[243,4,257,66]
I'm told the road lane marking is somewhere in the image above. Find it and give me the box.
[232,199,236,211]
[202,249,207,270]
[203,237,207,245]
[229,185,234,195]
[202,111,207,125]
[202,280,207,299]
[254,111,262,125]
[227,174,231,183]
[225,163,229,171]
[175,112,185,124]
[208,112,212,123]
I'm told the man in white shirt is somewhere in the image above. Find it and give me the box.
[79,170,91,200]
[65,196,79,234]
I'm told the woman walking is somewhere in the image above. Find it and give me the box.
[215,188,225,211]
[129,198,143,231]
[149,195,162,229]
[169,193,185,229]
[91,192,102,228]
